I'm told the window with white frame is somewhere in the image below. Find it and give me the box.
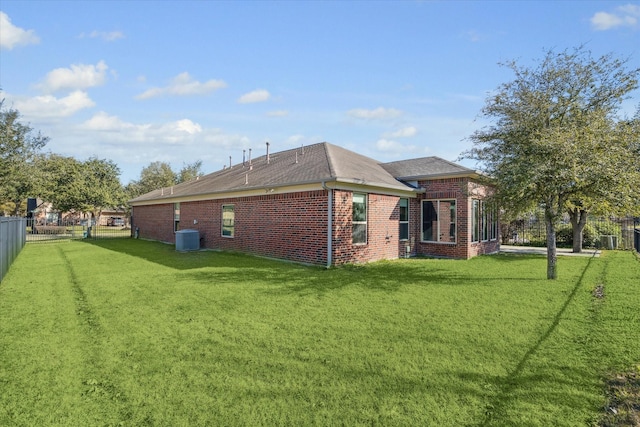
[222,205,234,237]
[399,198,409,241]
[421,199,456,243]
[352,193,367,244]
[174,202,180,232]
[472,200,498,242]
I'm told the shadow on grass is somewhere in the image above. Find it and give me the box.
[81,239,548,295]
[81,239,286,271]
[471,252,600,426]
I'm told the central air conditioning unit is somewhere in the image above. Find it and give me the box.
[176,229,200,251]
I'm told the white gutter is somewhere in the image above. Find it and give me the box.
[322,181,333,268]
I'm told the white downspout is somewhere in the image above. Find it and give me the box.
[322,181,333,268]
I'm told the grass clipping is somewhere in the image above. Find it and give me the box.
[599,366,640,427]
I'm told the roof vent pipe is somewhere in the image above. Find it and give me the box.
[301,143,304,155]
[295,151,298,164]
[229,156,232,169]
[243,149,246,167]
[248,148,252,165]
[245,173,248,185]
[266,141,270,164]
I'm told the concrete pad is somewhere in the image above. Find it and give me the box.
[500,245,600,257]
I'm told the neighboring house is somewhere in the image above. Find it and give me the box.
[26,198,127,227]
[129,142,499,266]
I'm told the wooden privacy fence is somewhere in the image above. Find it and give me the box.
[0,217,26,283]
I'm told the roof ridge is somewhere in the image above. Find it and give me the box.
[322,142,339,179]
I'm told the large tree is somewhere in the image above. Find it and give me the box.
[126,160,203,199]
[464,46,640,279]
[0,100,48,215]
[129,161,177,197]
[177,160,203,184]
[39,154,125,220]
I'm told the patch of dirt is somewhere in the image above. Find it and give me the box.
[593,284,605,299]
[599,367,640,427]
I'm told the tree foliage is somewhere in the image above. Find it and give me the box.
[128,161,177,197]
[177,160,203,184]
[464,46,640,279]
[39,154,125,217]
[0,100,49,215]
[126,160,204,199]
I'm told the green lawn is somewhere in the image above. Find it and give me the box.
[1,240,639,426]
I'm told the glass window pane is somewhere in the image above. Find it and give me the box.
[352,193,367,244]
[440,200,456,243]
[352,223,367,244]
[399,198,408,221]
[399,223,409,241]
[353,193,366,222]
[222,205,234,237]
[472,200,479,242]
[422,201,437,242]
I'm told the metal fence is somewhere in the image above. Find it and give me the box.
[502,211,639,251]
[1,217,27,283]
[26,218,131,243]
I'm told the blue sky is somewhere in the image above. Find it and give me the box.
[1,1,639,184]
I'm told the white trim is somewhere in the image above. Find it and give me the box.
[129,180,418,207]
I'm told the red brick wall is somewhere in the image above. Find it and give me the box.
[132,204,175,244]
[132,180,498,264]
[331,191,402,265]
[412,177,499,259]
[176,190,329,265]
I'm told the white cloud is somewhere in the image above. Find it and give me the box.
[79,30,125,41]
[82,111,137,131]
[81,113,202,142]
[237,89,271,104]
[591,4,640,30]
[136,72,227,99]
[383,126,418,138]
[37,61,109,93]
[347,107,402,120]
[10,91,95,119]
[267,110,289,117]
[0,12,40,50]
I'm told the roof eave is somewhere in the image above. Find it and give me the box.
[395,170,485,181]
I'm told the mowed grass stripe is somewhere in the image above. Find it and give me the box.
[0,243,94,425]
[0,240,638,426]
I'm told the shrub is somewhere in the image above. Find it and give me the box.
[556,223,599,248]
[33,226,67,235]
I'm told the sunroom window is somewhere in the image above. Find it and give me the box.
[421,199,456,243]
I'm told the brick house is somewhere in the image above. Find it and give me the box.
[129,142,498,266]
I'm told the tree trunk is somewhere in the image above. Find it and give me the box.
[546,218,558,280]
[545,205,560,280]
[568,207,588,253]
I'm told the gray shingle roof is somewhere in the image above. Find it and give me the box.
[129,142,412,204]
[129,143,483,205]
[380,156,479,180]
